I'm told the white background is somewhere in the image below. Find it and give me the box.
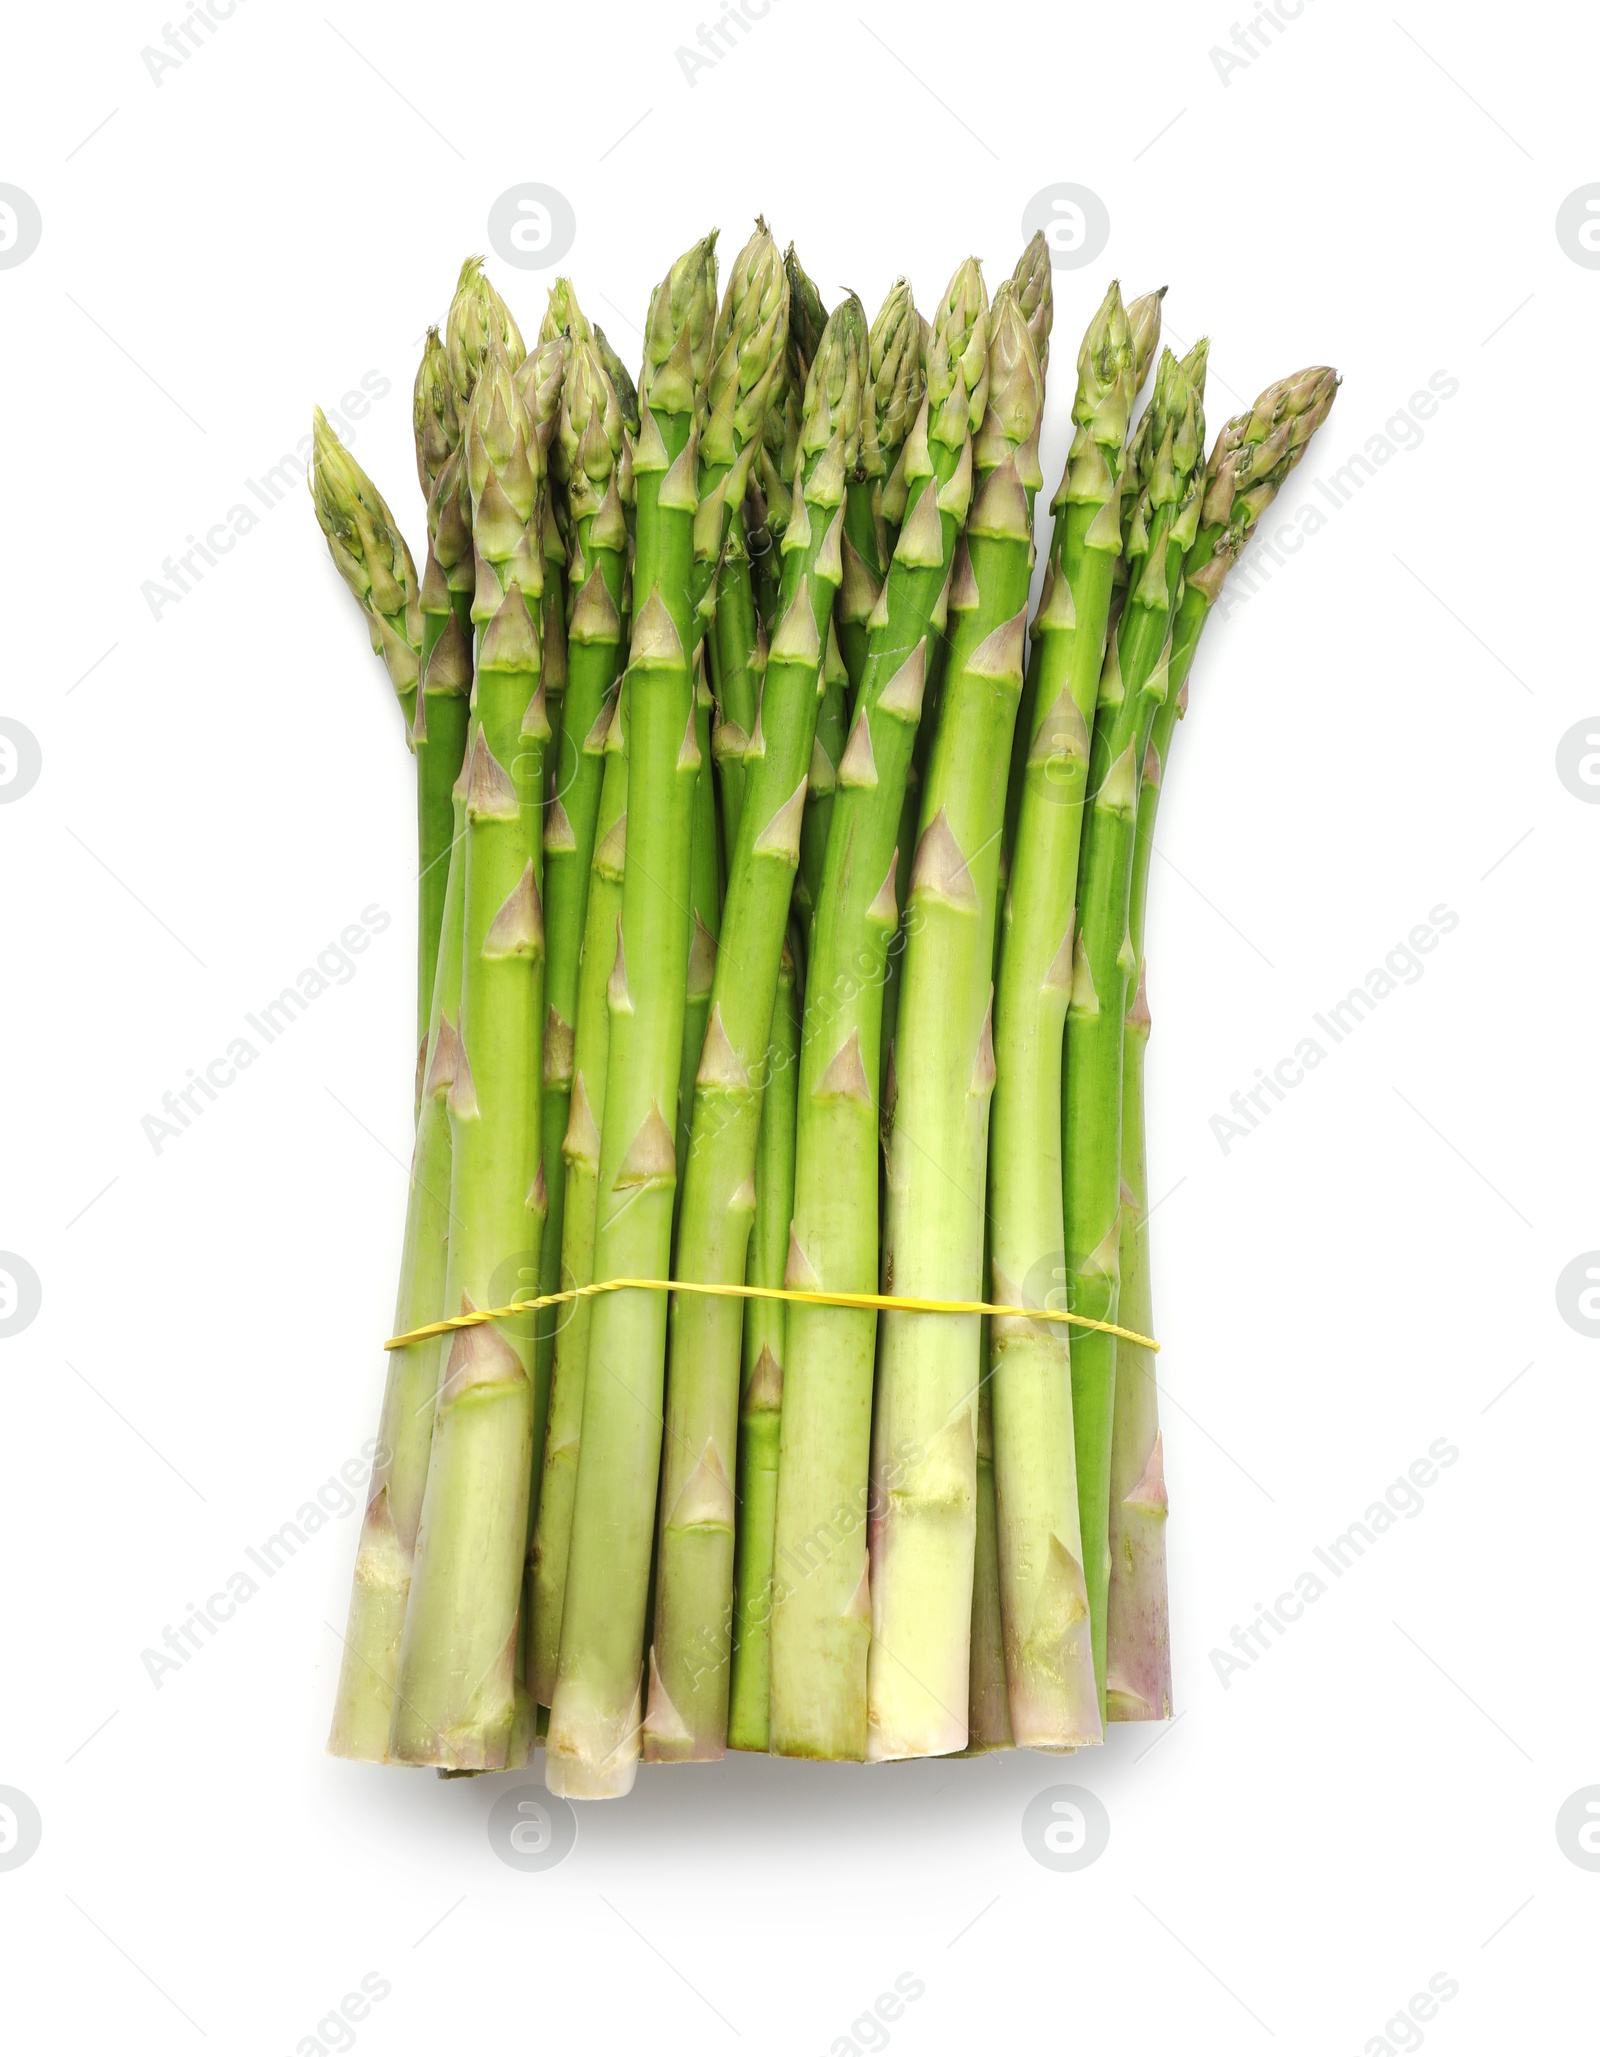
[3,0,1595,2048]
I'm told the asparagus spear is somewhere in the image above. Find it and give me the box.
[1126,289,1167,392]
[310,408,422,727]
[784,241,828,376]
[707,223,791,853]
[769,258,989,1761]
[311,414,458,1764]
[793,622,849,941]
[390,338,550,1767]
[594,324,642,436]
[749,242,823,637]
[413,326,460,514]
[871,285,931,567]
[1106,364,1338,1720]
[407,335,479,1053]
[501,337,571,1603]
[875,771,920,1111]
[1008,230,1053,375]
[1063,340,1207,1725]
[856,285,929,1080]
[647,298,865,1762]
[801,281,924,939]
[726,929,801,1751]
[677,678,722,1211]
[325,751,469,1762]
[445,254,526,399]
[321,258,527,1759]
[986,282,1138,1750]
[676,230,789,1191]
[545,235,721,1799]
[867,279,1046,1762]
[523,339,631,1698]
[424,251,531,669]
[529,321,620,1319]
[521,330,573,745]
[528,688,628,1703]
[966,1375,1014,1751]
[310,416,439,1020]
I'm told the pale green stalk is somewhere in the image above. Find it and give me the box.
[646,300,864,1762]
[793,620,847,940]
[391,338,549,1767]
[546,235,721,1800]
[678,661,722,1200]
[525,337,631,1699]
[866,281,1045,1761]
[804,279,923,942]
[769,258,989,1761]
[965,1376,1013,1751]
[320,257,525,1761]
[726,930,801,1751]
[324,658,470,1763]
[987,281,1138,1751]
[528,692,628,1704]
[675,228,789,1194]
[1063,342,1207,1725]
[411,334,474,1055]
[1105,364,1338,1721]
[708,226,790,857]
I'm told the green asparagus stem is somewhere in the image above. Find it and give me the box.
[987,281,1138,1750]
[524,338,631,1699]
[505,339,570,1642]
[412,336,475,972]
[867,280,1046,1761]
[707,224,791,855]
[646,299,864,1762]
[875,769,919,1114]
[709,551,765,860]
[769,258,989,1761]
[528,691,628,1704]
[968,846,1012,1754]
[1063,340,1207,1725]
[749,242,823,638]
[390,338,549,1768]
[872,287,929,1099]
[871,288,928,564]
[726,929,801,1751]
[546,235,721,1799]
[413,630,474,1067]
[803,280,923,940]
[747,396,790,639]
[1105,363,1338,1721]
[1108,837,1164,1722]
[322,259,525,1759]
[532,320,622,1292]
[677,674,722,1212]
[966,1375,1013,1751]
[854,305,930,1067]
[325,781,468,1761]
[676,228,789,1192]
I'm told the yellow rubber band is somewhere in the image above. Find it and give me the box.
[384,1277,1159,1354]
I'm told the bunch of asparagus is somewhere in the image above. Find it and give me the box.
[312,227,1335,1789]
